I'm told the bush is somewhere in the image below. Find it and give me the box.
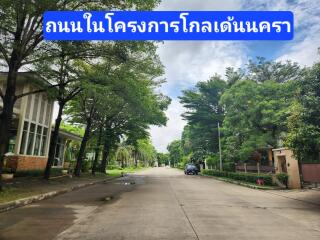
[177,162,185,169]
[81,160,92,173]
[14,168,64,178]
[202,169,273,186]
[107,165,123,170]
[276,173,289,186]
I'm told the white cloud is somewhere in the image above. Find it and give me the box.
[150,0,320,152]
[151,1,249,151]
[153,41,248,153]
[150,98,186,152]
[277,30,320,66]
[275,1,320,66]
[157,0,242,11]
[243,0,320,66]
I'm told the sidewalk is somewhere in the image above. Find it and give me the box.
[266,188,320,206]
[0,173,119,212]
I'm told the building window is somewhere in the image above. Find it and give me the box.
[32,94,39,122]
[40,95,46,125]
[25,94,33,120]
[40,127,48,156]
[19,121,29,154]
[45,102,51,126]
[33,126,42,155]
[19,92,52,157]
[26,123,36,155]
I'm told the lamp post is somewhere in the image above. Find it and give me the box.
[218,122,222,171]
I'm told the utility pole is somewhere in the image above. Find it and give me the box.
[218,122,222,171]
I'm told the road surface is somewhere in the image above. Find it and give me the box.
[1,167,320,240]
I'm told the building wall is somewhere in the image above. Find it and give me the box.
[5,155,48,171]
[1,74,54,171]
[273,148,301,189]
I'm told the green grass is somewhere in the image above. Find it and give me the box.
[0,188,41,204]
[106,166,149,177]
[0,172,115,204]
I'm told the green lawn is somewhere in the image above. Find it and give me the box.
[0,188,42,204]
[0,173,115,204]
[106,167,149,177]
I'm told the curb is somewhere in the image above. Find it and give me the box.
[0,177,119,213]
[200,174,282,190]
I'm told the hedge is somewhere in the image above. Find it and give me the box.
[202,169,273,186]
[275,173,288,186]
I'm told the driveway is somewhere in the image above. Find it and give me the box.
[1,167,320,240]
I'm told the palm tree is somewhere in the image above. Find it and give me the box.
[115,143,131,168]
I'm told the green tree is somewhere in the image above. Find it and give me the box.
[286,63,320,163]
[247,57,302,83]
[167,140,183,167]
[220,79,295,163]
[179,76,227,161]
[0,0,161,190]
[136,138,157,166]
[116,143,132,168]
[156,153,170,166]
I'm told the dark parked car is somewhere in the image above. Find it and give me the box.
[184,164,199,175]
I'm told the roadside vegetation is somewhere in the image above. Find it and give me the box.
[0,1,167,192]
[167,57,320,183]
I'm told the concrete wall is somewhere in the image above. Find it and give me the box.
[5,155,48,171]
[273,148,301,189]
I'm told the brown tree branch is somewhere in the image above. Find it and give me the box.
[0,44,9,64]
[65,87,82,102]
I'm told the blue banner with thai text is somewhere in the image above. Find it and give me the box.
[43,11,294,41]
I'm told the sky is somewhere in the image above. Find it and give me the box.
[150,0,320,152]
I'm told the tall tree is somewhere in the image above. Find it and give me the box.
[179,76,227,161]
[220,79,294,163]
[286,63,320,163]
[247,57,302,83]
[167,140,183,167]
[0,0,161,189]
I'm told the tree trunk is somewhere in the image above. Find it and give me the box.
[134,150,138,167]
[100,121,112,173]
[92,125,103,175]
[74,118,92,177]
[100,139,111,173]
[44,102,64,179]
[0,68,19,191]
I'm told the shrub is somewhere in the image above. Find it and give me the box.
[276,173,289,186]
[81,161,92,173]
[107,165,123,170]
[201,169,273,186]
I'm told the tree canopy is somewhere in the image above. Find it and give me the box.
[167,57,318,170]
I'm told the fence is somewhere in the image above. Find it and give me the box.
[236,164,275,174]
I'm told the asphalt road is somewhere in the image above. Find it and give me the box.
[1,167,320,240]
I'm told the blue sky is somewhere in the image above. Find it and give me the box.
[150,0,320,152]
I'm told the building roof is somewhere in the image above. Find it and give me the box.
[0,72,54,88]
[56,128,82,142]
